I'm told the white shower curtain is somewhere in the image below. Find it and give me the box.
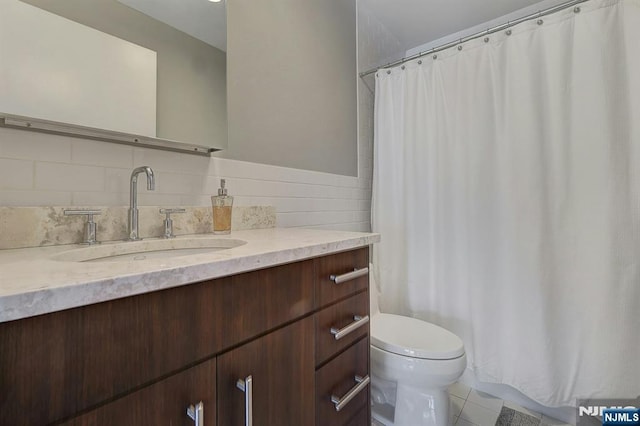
[372,0,640,407]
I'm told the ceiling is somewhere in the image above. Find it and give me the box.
[117,0,226,51]
[113,0,572,57]
[360,0,570,52]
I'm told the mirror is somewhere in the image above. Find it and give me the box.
[0,0,227,153]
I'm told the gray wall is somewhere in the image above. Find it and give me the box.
[224,0,358,176]
[21,0,227,150]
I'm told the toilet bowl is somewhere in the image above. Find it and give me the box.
[370,268,466,426]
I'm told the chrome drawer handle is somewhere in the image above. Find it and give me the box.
[236,375,253,426]
[329,267,369,284]
[330,375,370,412]
[330,315,370,340]
[186,401,204,426]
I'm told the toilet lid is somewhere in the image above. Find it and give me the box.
[371,313,465,360]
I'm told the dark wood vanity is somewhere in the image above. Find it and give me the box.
[0,247,370,425]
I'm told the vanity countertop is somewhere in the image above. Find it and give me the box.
[0,228,379,323]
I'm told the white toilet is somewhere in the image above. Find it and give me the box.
[370,268,467,426]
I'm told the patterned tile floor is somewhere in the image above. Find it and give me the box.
[449,383,572,426]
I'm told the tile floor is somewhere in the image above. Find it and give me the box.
[448,382,571,426]
[372,382,573,426]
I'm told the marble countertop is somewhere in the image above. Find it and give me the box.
[0,228,379,323]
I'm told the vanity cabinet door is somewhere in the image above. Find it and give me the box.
[62,358,216,426]
[217,316,315,426]
[0,259,314,426]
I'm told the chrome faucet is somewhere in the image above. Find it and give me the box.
[127,166,155,241]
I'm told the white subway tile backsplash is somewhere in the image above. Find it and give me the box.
[356,188,372,200]
[277,210,362,228]
[0,190,71,206]
[354,211,370,223]
[179,195,213,206]
[104,167,132,193]
[137,192,183,206]
[35,162,104,191]
[359,178,373,189]
[359,199,372,211]
[134,148,212,175]
[71,139,133,168]
[269,197,316,212]
[0,158,34,189]
[230,196,265,207]
[276,212,307,228]
[202,175,223,195]
[153,171,205,195]
[72,191,128,206]
[306,221,370,232]
[268,197,367,214]
[226,178,275,197]
[0,128,72,163]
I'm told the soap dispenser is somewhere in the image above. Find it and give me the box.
[211,179,233,234]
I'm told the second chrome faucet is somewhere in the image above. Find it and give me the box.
[128,166,155,241]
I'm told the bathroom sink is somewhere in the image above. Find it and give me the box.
[51,237,247,263]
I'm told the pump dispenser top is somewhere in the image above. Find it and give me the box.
[218,179,227,196]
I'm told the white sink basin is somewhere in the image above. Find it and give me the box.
[51,237,247,263]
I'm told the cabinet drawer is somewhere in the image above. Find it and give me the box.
[316,291,369,366]
[316,337,370,426]
[0,260,314,426]
[315,248,369,308]
[216,260,314,349]
[62,358,216,426]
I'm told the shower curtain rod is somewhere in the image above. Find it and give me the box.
[359,0,589,78]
